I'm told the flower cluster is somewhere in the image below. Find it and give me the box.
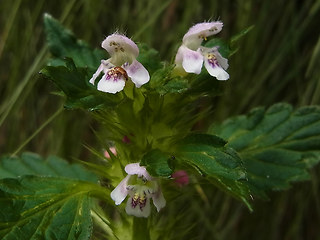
[175,21,229,80]
[90,21,229,95]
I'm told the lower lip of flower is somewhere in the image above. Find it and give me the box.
[207,53,220,67]
[131,192,147,210]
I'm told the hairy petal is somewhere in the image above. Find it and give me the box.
[183,21,223,49]
[125,163,152,181]
[101,33,139,57]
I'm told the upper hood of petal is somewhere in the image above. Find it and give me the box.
[102,34,139,66]
[125,163,152,181]
[102,33,139,57]
[183,21,223,50]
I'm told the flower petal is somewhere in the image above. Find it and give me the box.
[212,47,229,70]
[101,33,139,58]
[110,175,130,205]
[183,21,223,49]
[175,45,203,74]
[89,63,104,85]
[125,197,151,218]
[124,60,150,88]
[97,74,126,93]
[204,58,229,80]
[89,60,113,85]
[152,188,166,212]
[125,163,152,180]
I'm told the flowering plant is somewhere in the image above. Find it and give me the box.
[0,14,319,240]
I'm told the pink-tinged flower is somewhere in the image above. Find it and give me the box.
[104,147,117,159]
[172,170,189,187]
[89,34,150,94]
[110,163,166,218]
[175,21,229,80]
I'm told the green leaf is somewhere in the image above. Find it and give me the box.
[157,78,189,95]
[148,65,190,95]
[42,58,90,97]
[148,65,172,89]
[123,82,146,114]
[44,13,104,69]
[211,103,320,199]
[141,149,173,177]
[0,152,99,183]
[177,133,251,209]
[0,175,106,240]
[41,58,122,110]
[136,43,162,75]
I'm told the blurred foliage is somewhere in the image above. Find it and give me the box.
[0,0,320,239]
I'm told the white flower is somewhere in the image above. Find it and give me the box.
[175,21,229,80]
[89,34,150,94]
[110,163,166,218]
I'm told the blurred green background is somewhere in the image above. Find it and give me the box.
[0,0,319,239]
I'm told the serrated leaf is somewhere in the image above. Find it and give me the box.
[44,13,104,69]
[211,103,320,199]
[177,134,251,209]
[141,149,173,177]
[0,175,107,240]
[0,152,98,182]
[41,58,122,110]
[178,134,246,180]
